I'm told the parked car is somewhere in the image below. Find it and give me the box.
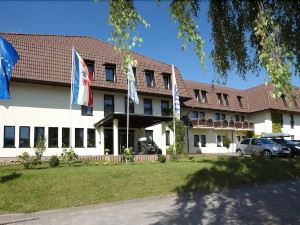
[270,139,300,157]
[236,138,291,158]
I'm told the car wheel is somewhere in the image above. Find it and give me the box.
[263,150,272,158]
[236,150,243,157]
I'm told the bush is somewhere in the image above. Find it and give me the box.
[17,152,31,169]
[158,155,166,163]
[61,148,78,166]
[223,136,231,149]
[49,155,60,168]
[122,147,134,163]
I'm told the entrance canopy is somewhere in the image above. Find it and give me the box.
[94,113,173,128]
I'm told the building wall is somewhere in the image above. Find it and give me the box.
[0,82,172,157]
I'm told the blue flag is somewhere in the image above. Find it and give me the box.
[0,36,20,99]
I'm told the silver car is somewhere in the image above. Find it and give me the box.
[236,138,291,157]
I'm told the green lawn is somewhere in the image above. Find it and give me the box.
[0,156,299,214]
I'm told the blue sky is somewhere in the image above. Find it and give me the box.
[0,0,299,89]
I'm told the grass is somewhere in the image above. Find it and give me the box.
[0,156,299,214]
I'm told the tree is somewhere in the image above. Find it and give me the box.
[107,0,300,97]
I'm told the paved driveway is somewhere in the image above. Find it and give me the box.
[1,180,299,225]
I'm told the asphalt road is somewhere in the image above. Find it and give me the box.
[1,180,299,225]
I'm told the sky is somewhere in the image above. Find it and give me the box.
[0,0,299,90]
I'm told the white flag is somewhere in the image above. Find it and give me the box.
[172,65,180,118]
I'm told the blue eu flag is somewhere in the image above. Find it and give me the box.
[0,36,19,99]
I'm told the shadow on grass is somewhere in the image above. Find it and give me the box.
[0,172,22,183]
[150,156,300,225]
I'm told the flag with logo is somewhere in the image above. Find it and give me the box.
[0,36,20,99]
[172,65,180,118]
[71,48,93,107]
[127,64,139,104]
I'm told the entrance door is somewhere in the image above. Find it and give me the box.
[118,130,134,153]
[104,129,113,154]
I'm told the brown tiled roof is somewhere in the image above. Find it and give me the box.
[184,80,300,113]
[1,33,190,99]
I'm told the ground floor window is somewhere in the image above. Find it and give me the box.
[217,135,222,147]
[4,126,15,148]
[194,135,200,147]
[19,126,30,148]
[145,130,153,144]
[62,128,70,147]
[236,136,241,143]
[75,128,84,147]
[166,130,170,146]
[34,127,45,147]
[201,135,206,147]
[48,127,58,148]
[87,128,96,147]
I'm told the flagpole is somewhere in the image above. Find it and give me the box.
[126,77,130,149]
[69,47,74,148]
[172,65,176,156]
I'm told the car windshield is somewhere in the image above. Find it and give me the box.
[260,139,276,145]
[285,140,296,145]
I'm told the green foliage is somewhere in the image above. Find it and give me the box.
[60,148,78,166]
[122,147,134,163]
[246,131,255,138]
[104,148,111,154]
[167,119,186,156]
[222,136,231,149]
[49,155,60,168]
[17,152,31,169]
[271,111,282,133]
[158,155,166,163]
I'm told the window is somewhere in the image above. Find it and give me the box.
[242,136,246,140]
[81,105,93,116]
[292,96,298,108]
[144,99,153,115]
[200,90,208,103]
[132,67,137,85]
[145,130,153,144]
[194,89,200,101]
[240,139,250,145]
[217,93,223,105]
[124,97,134,114]
[162,73,171,90]
[279,114,283,127]
[161,100,170,116]
[193,111,199,119]
[290,115,294,129]
[201,135,206,147]
[87,128,96,147]
[84,60,95,80]
[4,126,15,148]
[75,128,84,147]
[223,94,229,106]
[221,114,226,121]
[104,95,114,116]
[215,113,220,121]
[34,127,44,147]
[237,96,243,108]
[235,115,240,122]
[145,70,155,87]
[236,136,241,143]
[281,95,287,107]
[291,135,295,140]
[62,128,70,148]
[241,115,245,122]
[194,135,200,147]
[48,127,58,148]
[217,135,222,147]
[166,130,170,146]
[105,64,116,81]
[19,126,30,148]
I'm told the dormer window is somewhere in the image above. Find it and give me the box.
[194,89,200,101]
[162,73,171,90]
[292,96,298,108]
[237,96,243,108]
[200,90,208,103]
[84,60,95,80]
[223,94,229,106]
[105,64,116,82]
[217,93,223,105]
[281,95,287,107]
[145,70,155,87]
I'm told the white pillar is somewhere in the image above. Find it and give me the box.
[99,126,104,155]
[161,122,167,155]
[113,119,119,156]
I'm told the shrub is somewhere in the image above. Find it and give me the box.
[61,148,78,166]
[223,136,231,149]
[49,155,60,168]
[122,147,134,163]
[158,155,166,163]
[17,152,31,169]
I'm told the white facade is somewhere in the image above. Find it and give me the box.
[0,82,173,157]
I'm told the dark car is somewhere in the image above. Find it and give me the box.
[271,139,300,157]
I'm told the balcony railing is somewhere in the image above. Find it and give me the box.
[190,118,254,130]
